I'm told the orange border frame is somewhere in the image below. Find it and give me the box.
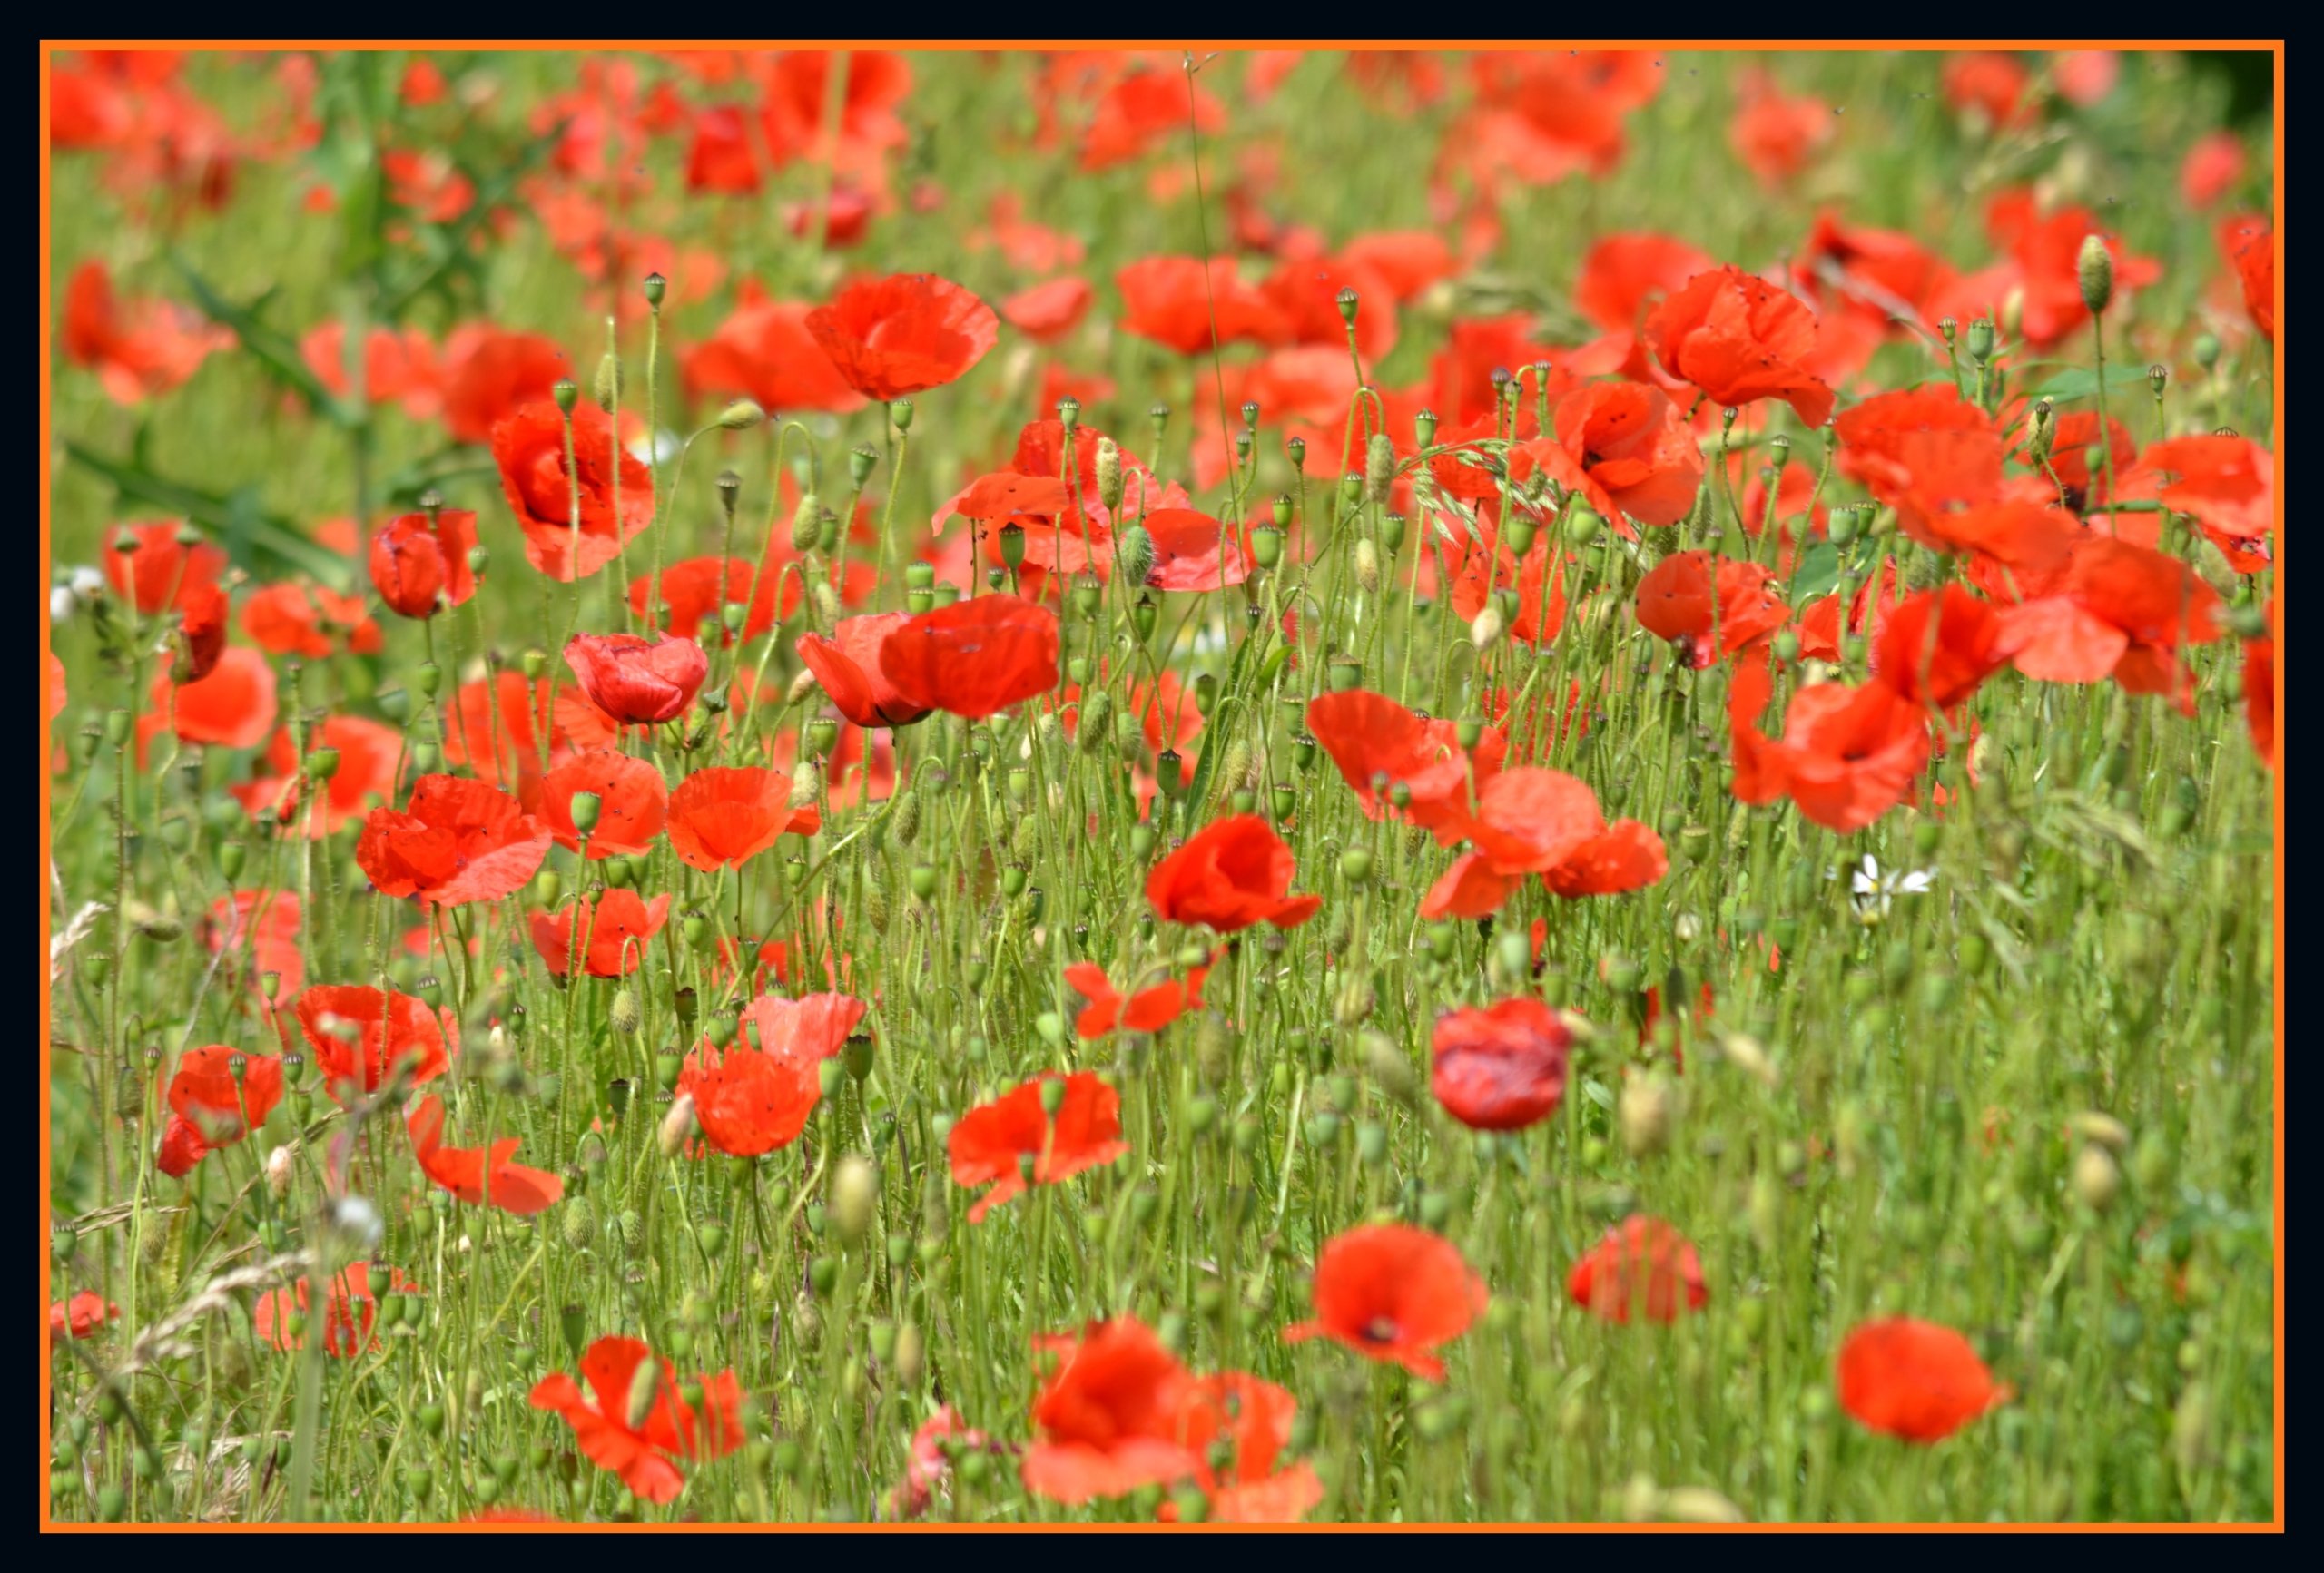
[36,39,2287,1533]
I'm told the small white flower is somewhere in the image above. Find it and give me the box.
[627,428,684,466]
[1848,854,1935,923]
[71,565,105,601]
[51,585,76,623]
[328,1194,383,1253]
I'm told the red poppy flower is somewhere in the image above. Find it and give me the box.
[685,103,761,192]
[1536,380,1704,527]
[1002,277,1095,344]
[1427,316,1566,428]
[1728,657,1931,834]
[529,1336,744,1506]
[1449,527,1573,645]
[877,595,1060,720]
[438,326,571,445]
[891,1407,1004,1519]
[2245,605,2275,769]
[1937,192,2162,349]
[1117,256,1289,356]
[440,673,597,798]
[1419,768,1668,918]
[157,1112,212,1177]
[1568,1214,1709,1324]
[1307,690,1507,837]
[355,774,551,908]
[1166,1371,1324,1524]
[165,1041,285,1153]
[1285,1223,1487,1381]
[1339,230,1454,301]
[531,890,671,980]
[1645,266,1835,428]
[1576,233,1718,337]
[301,322,442,419]
[2221,215,2274,342]
[1994,534,2222,711]
[632,556,780,644]
[203,889,304,1007]
[1729,71,1832,188]
[256,1262,409,1359]
[682,287,868,416]
[803,273,997,403]
[665,766,815,871]
[1634,549,1790,668]
[406,1094,563,1215]
[562,633,707,726]
[1431,998,1571,1131]
[676,1018,826,1159]
[1837,1317,2007,1442]
[229,713,403,839]
[798,613,932,729]
[2138,435,2274,542]
[241,581,381,659]
[1139,507,1253,593]
[1147,814,1322,934]
[1081,66,1225,170]
[63,261,230,404]
[1020,1317,1200,1504]
[290,984,456,1103]
[50,1292,119,1342]
[755,48,912,168]
[173,581,227,683]
[1942,52,2030,127]
[491,398,656,582]
[1262,253,1399,362]
[1065,958,1209,1039]
[949,1070,1128,1224]
[1451,52,1661,188]
[1870,585,2007,709]
[539,750,665,858]
[141,646,279,759]
[2181,132,2248,209]
[103,520,225,614]
[369,508,479,619]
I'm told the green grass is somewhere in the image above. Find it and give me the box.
[44,47,2276,1525]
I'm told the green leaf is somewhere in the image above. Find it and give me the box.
[167,254,344,420]
[2027,364,2152,402]
[64,440,354,590]
[1788,539,1842,604]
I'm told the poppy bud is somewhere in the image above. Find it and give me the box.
[265,1145,294,1200]
[593,352,623,412]
[783,491,822,556]
[1354,537,1381,595]
[217,841,246,882]
[2000,288,2024,341]
[832,1154,879,1245]
[2072,1143,2122,1213]
[1333,973,1374,1027]
[658,1095,696,1158]
[1095,437,1124,515]
[1132,595,1159,642]
[1470,604,1506,652]
[552,379,579,416]
[1362,1030,1416,1105]
[1364,434,1395,506]
[609,988,640,1036]
[1118,525,1157,587]
[2077,234,2114,315]
[1620,1071,1675,1157]
[2194,332,2221,369]
[1965,317,1995,363]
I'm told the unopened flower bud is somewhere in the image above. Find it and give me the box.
[1364,433,1395,506]
[2072,1143,2122,1213]
[658,1095,697,1158]
[1470,604,1506,652]
[625,1354,662,1430]
[832,1154,879,1244]
[2077,234,2114,315]
[594,353,623,411]
[1620,1071,1676,1157]
[1095,437,1123,515]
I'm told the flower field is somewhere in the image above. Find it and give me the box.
[42,45,2279,1527]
